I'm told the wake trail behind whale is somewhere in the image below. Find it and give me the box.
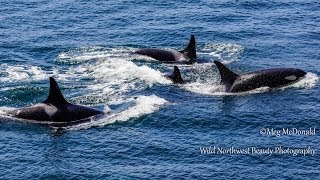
[60,95,168,131]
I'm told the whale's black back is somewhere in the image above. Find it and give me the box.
[12,77,104,122]
[214,61,306,92]
[135,49,178,62]
[134,35,196,64]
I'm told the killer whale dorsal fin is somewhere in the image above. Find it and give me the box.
[43,77,68,104]
[214,61,239,91]
[169,66,184,84]
[180,35,196,62]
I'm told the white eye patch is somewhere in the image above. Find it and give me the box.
[285,75,297,81]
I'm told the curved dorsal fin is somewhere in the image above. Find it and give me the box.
[168,66,184,84]
[214,61,239,91]
[180,35,196,62]
[43,77,68,104]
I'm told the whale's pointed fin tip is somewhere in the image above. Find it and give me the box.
[169,66,184,84]
[214,61,239,91]
[180,35,196,62]
[44,77,68,104]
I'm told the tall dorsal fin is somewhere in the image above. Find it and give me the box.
[214,61,239,91]
[180,35,196,63]
[43,77,68,104]
[168,66,184,84]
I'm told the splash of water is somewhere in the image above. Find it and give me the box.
[64,95,168,131]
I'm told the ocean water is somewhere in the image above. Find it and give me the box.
[0,0,319,179]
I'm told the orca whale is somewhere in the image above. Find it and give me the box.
[134,35,196,64]
[214,61,306,93]
[11,77,104,124]
[166,66,184,84]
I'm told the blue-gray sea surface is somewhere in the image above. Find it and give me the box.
[0,0,319,179]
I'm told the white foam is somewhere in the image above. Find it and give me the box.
[63,55,172,104]
[202,43,244,64]
[56,46,133,64]
[184,82,226,95]
[111,95,167,121]
[64,95,168,130]
[53,46,173,106]
[0,107,16,116]
[0,64,47,83]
